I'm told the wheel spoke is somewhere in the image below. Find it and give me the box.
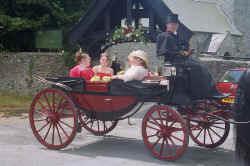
[160,138,165,156]
[58,120,74,129]
[103,121,107,132]
[209,127,222,138]
[58,113,74,119]
[171,126,183,133]
[43,93,52,111]
[203,128,206,144]
[151,136,162,148]
[165,138,172,155]
[97,120,100,134]
[157,111,164,126]
[147,133,159,138]
[195,128,204,139]
[149,115,161,127]
[43,122,52,141]
[168,119,177,128]
[148,120,160,128]
[37,101,50,114]
[168,136,178,152]
[146,124,161,131]
[207,128,214,144]
[55,123,63,145]
[52,123,55,145]
[37,121,50,132]
[57,122,69,138]
[52,92,56,112]
[35,109,48,117]
[56,97,64,113]
[211,125,225,130]
[170,135,184,143]
[34,118,48,122]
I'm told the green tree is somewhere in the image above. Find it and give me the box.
[0,0,92,51]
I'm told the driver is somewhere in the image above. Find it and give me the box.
[156,14,222,99]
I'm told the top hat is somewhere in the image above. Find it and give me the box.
[166,14,179,24]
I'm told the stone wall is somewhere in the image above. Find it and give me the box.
[0,51,249,95]
[0,52,68,95]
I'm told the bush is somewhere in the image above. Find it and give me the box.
[62,51,75,69]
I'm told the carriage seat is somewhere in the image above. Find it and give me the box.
[108,79,167,97]
[46,77,85,93]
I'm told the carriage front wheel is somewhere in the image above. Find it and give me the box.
[187,102,230,148]
[29,88,78,150]
[142,105,189,160]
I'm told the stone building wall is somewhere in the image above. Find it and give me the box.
[199,0,250,57]
[214,0,250,56]
[233,0,250,56]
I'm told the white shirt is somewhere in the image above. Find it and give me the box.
[117,65,148,82]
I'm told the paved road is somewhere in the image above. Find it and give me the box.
[0,105,236,166]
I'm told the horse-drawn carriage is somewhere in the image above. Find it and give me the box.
[29,63,232,161]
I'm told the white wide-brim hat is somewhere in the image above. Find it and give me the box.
[128,50,148,64]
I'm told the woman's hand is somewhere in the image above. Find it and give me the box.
[183,49,194,56]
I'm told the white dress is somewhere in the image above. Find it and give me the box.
[117,65,148,82]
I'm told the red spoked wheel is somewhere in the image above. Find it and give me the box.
[79,110,118,136]
[187,102,230,148]
[29,89,78,150]
[142,105,189,161]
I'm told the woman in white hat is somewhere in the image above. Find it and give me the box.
[112,50,149,82]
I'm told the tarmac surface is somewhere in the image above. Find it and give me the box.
[0,103,236,166]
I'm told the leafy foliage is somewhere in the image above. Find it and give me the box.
[0,0,92,51]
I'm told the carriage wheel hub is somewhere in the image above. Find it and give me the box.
[48,113,59,122]
[162,128,171,137]
[200,121,211,128]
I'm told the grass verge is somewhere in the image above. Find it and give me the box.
[0,93,33,117]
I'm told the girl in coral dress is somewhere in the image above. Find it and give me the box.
[69,52,94,80]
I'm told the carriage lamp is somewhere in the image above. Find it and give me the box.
[162,63,176,77]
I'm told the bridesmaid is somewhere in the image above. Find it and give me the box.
[69,51,94,80]
[92,52,114,79]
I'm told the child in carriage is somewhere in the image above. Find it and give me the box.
[69,51,94,80]
[112,50,149,82]
[92,52,114,79]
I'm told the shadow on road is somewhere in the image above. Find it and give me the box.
[60,135,235,166]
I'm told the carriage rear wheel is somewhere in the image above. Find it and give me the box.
[187,102,230,148]
[29,89,78,150]
[142,105,189,160]
[79,111,118,136]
